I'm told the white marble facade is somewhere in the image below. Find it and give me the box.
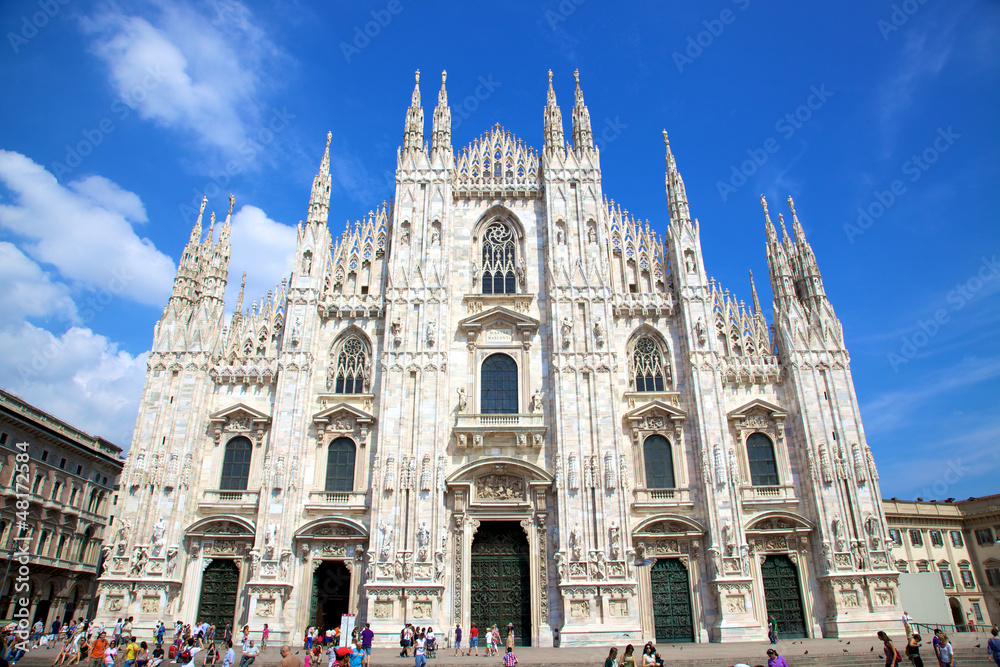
[96,70,900,645]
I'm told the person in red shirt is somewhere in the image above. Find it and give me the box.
[468,625,479,656]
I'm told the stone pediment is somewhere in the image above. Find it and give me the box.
[746,511,812,532]
[294,517,368,540]
[312,403,375,427]
[634,514,706,536]
[186,516,256,538]
[727,398,787,423]
[209,403,271,426]
[209,403,271,445]
[623,400,686,427]
[457,306,539,336]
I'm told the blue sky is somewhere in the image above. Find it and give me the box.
[0,0,997,500]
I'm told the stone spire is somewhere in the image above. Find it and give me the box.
[762,194,777,243]
[402,69,424,152]
[307,132,332,225]
[787,196,826,303]
[571,69,593,150]
[543,70,565,152]
[218,194,234,246]
[233,272,246,319]
[431,70,452,156]
[663,130,691,224]
[749,270,762,315]
[203,212,215,252]
[189,197,207,245]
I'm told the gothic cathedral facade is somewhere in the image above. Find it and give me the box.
[96,70,900,645]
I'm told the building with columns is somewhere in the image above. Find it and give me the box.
[0,389,123,627]
[96,69,901,645]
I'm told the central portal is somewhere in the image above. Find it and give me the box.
[470,521,531,646]
[311,561,351,630]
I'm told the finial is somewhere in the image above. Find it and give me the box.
[414,69,420,83]
[441,70,447,84]
[760,194,769,217]
[662,129,669,145]
[573,69,580,84]
[326,131,332,147]
[228,193,235,215]
[787,195,797,218]
[548,69,553,85]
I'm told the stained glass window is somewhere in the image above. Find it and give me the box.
[335,336,369,394]
[482,222,516,294]
[632,336,666,392]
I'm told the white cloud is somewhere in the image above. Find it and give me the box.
[0,322,147,449]
[0,150,175,306]
[80,1,286,154]
[0,242,78,323]
[225,205,297,310]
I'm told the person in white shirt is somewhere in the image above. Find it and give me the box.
[239,641,259,667]
[221,642,235,667]
[902,611,913,637]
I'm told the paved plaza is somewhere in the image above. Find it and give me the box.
[14,633,1000,667]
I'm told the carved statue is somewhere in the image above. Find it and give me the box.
[722,522,735,556]
[530,389,543,413]
[115,518,132,553]
[568,454,580,491]
[264,522,276,559]
[400,227,410,245]
[416,522,430,550]
[433,550,446,581]
[561,316,573,345]
[471,259,479,285]
[728,448,741,487]
[383,455,396,492]
[556,228,565,245]
[588,226,597,244]
[554,551,566,581]
[130,547,147,577]
[695,318,707,346]
[379,521,393,561]
[279,552,291,580]
[302,252,312,275]
[516,257,526,287]
[430,228,440,245]
[594,317,606,347]
[426,320,436,347]
[570,525,582,561]
[151,518,165,556]
[391,317,402,347]
[609,522,622,561]
[457,386,468,412]
[832,517,845,552]
[165,547,178,578]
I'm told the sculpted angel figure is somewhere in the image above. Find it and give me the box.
[456,386,468,412]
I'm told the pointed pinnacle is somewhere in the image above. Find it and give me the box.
[320,131,332,173]
[228,193,235,216]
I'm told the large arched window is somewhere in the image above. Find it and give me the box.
[220,437,253,490]
[481,354,518,414]
[325,438,357,492]
[481,222,516,294]
[631,335,666,392]
[334,335,370,394]
[746,433,779,486]
[643,435,675,488]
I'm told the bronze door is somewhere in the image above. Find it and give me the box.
[650,558,694,642]
[761,554,807,638]
[470,521,530,646]
[197,559,240,629]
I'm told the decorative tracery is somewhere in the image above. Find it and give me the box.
[630,335,668,392]
[481,222,516,294]
[332,335,371,394]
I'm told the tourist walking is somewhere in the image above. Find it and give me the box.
[505,624,515,651]
[903,611,913,637]
[260,626,269,654]
[501,646,518,666]
[453,625,463,657]
[618,644,636,667]
[932,629,944,667]
[768,614,779,644]
[603,648,618,667]
[640,643,663,666]
[938,633,954,667]
[220,643,234,667]
[485,624,496,657]
[906,633,925,667]
[469,624,479,656]
[988,627,1000,666]
[413,631,427,667]
[878,631,903,667]
[766,648,790,667]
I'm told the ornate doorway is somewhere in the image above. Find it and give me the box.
[197,560,240,628]
[312,561,351,630]
[470,521,531,646]
[761,555,806,638]
[650,559,694,642]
